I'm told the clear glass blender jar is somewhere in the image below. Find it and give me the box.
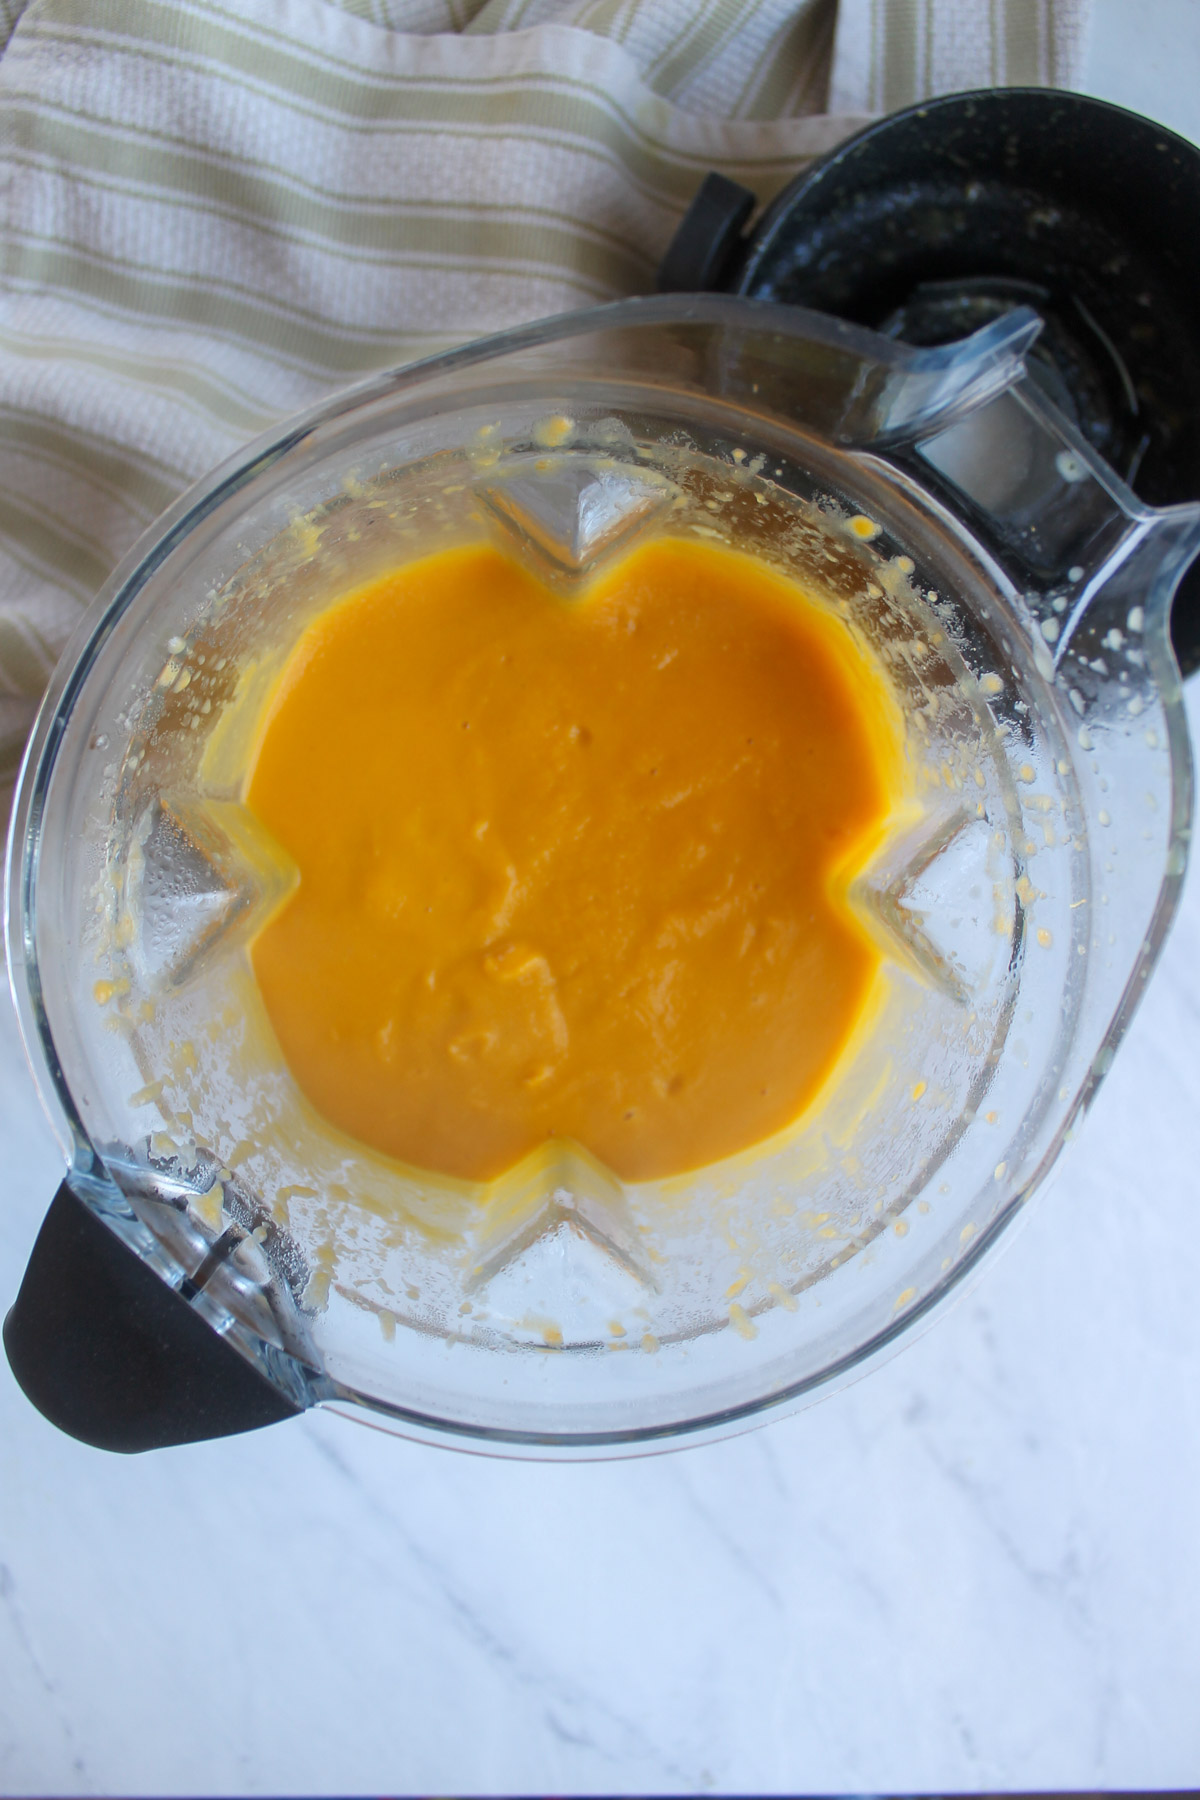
[8,294,1199,1453]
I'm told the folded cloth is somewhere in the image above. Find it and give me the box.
[0,0,1090,790]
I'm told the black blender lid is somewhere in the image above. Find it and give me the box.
[659,88,1200,673]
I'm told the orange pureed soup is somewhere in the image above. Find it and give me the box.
[245,537,905,1184]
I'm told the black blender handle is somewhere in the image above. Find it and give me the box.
[3,1182,300,1452]
[662,100,1200,680]
[657,172,756,295]
[1172,586,1200,679]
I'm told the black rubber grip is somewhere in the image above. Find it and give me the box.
[1171,567,1200,679]
[657,172,756,294]
[3,1182,301,1453]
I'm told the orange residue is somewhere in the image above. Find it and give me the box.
[245,538,904,1182]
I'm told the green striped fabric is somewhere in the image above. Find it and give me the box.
[0,0,1088,788]
[829,0,1090,112]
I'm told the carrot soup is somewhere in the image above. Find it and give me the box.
[245,536,905,1183]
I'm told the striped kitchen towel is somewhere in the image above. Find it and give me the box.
[0,0,1090,788]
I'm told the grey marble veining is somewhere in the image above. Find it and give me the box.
[3,694,1199,1795]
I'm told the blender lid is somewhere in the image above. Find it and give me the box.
[659,88,1200,674]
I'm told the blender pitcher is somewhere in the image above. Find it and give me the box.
[5,287,1198,1453]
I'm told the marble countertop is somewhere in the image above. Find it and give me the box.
[4,5,1200,1794]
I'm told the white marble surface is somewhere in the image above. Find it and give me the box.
[5,9,1200,1796]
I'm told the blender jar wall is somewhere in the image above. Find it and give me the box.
[8,296,1195,1450]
